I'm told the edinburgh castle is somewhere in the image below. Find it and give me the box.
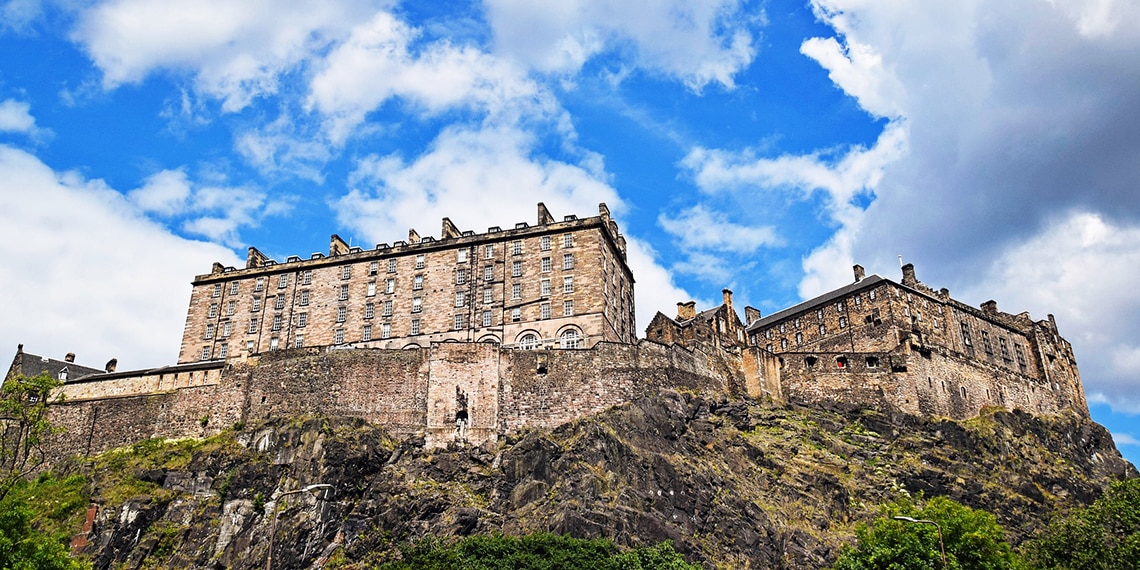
[8,203,1088,458]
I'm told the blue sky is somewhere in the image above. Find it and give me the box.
[2,0,1139,467]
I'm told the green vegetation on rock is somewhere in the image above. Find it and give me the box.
[1021,477,1140,569]
[376,533,698,570]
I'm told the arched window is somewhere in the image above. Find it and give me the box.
[560,329,580,349]
[519,333,539,350]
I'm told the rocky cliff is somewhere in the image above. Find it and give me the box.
[64,391,1135,569]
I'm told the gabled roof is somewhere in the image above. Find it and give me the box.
[746,275,888,333]
[8,350,104,382]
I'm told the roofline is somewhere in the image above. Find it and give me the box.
[746,275,888,332]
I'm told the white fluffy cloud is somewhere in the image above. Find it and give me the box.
[307,11,555,143]
[127,168,291,247]
[0,99,36,133]
[483,0,757,89]
[73,0,385,111]
[792,0,1140,412]
[0,145,241,369]
[333,124,690,331]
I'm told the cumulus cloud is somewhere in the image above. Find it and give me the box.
[0,145,240,369]
[659,204,782,253]
[128,168,292,247]
[332,124,690,330]
[483,0,758,89]
[308,11,556,143]
[791,0,1140,412]
[0,99,36,133]
[73,0,384,111]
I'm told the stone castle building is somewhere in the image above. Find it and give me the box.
[8,204,1089,458]
[178,203,635,363]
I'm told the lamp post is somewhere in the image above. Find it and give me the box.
[893,516,947,569]
[266,483,333,570]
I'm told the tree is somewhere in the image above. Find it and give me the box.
[833,495,1020,569]
[379,533,700,570]
[1021,478,1140,570]
[0,497,87,570]
[0,373,65,502]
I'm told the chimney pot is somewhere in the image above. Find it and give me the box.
[105,358,117,373]
[853,264,865,282]
[65,352,75,363]
[901,263,917,286]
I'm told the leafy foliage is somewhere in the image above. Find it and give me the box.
[0,486,89,569]
[0,374,65,502]
[377,532,698,570]
[1021,477,1140,569]
[833,495,1020,569]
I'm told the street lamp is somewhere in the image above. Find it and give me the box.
[266,484,333,570]
[893,516,947,569]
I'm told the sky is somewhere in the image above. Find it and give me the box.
[1,0,1138,466]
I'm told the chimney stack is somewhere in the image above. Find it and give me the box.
[901,263,917,287]
[65,352,75,363]
[105,358,117,373]
[722,289,734,313]
[981,300,998,314]
[853,264,865,282]
[677,301,697,321]
[744,306,762,325]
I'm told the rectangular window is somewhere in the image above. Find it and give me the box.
[300,290,309,306]
[413,275,423,290]
[208,303,218,318]
[270,337,279,351]
[541,257,551,273]
[383,300,392,316]
[541,279,551,296]
[387,259,397,273]
[247,340,255,352]
[412,297,422,313]
[541,236,551,251]
[961,322,973,346]
[382,323,391,339]
[275,296,285,310]
[415,254,425,269]
[223,321,232,337]
[205,324,215,339]
[563,234,573,248]
[294,334,304,348]
[482,310,492,327]
[363,324,372,341]
[278,274,288,288]
[483,265,494,281]
[410,319,421,335]
[230,281,239,295]
[212,283,222,297]
[341,266,351,279]
[563,254,574,270]
[454,314,466,330]
[251,297,262,312]
[484,244,494,259]
[563,300,574,316]
[369,261,378,276]
[337,306,347,322]
[248,318,258,333]
[298,313,307,328]
[302,270,312,285]
[455,292,466,307]
[818,324,826,335]
[511,308,521,322]
[541,303,551,319]
[386,279,395,294]
[456,268,467,284]
[201,346,211,360]
[339,284,349,301]
[272,314,282,331]
[457,248,468,263]
[511,240,522,255]
[255,277,264,292]
[511,260,522,277]
[365,303,375,319]
[367,281,376,296]
[219,344,228,358]
[227,300,236,316]
[334,329,344,344]
[511,283,521,300]
[838,316,847,329]
[563,276,574,293]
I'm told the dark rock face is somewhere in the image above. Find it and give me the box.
[70,394,1135,569]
